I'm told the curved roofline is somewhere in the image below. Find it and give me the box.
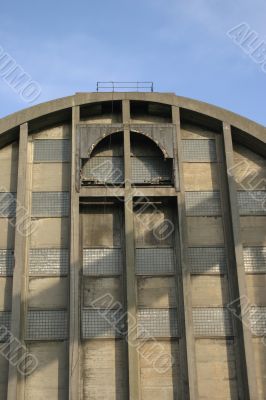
[0,92,265,145]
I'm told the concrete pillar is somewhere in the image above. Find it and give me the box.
[123,99,140,400]
[69,105,81,400]
[7,123,30,400]
[221,122,258,400]
[172,105,199,400]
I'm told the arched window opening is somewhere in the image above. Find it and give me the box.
[130,132,173,185]
[81,132,124,186]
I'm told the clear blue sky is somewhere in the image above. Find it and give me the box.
[0,0,265,126]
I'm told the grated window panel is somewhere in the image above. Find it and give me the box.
[29,249,69,276]
[237,191,266,215]
[26,310,67,340]
[31,192,69,217]
[82,157,124,184]
[83,248,122,275]
[131,157,172,184]
[33,139,70,162]
[0,250,14,276]
[82,309,125,338]
[185,191,221,216]
[182,139,217,162]
[138,309,178,338]
[188,247,226,274]
[249,306,266,336]
[0,192,16,217]
[0,312,11,342]
[243,247,266,273]
[136,248,175,275]
[193,308,233,336]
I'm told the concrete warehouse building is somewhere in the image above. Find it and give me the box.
[0,89,265,400]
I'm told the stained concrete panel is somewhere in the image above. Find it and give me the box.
[0,159,18,192]
[139,340,181,400]
[240,217,266,245]
[28,277,68,309]
[246,275,266,305]
[25,342,68,400]
[0,219,15,248]
[181,125,216,139]
[0,140,18,193]
[134,205,174,247]
[83,277,122,307]
[0,278,12,310]
[183,163,219,191]
[137,277,176,308]
[32,125,71,140]
[32,163,70,191]
[30,218,69,248]
[187,217,224,246]
[82,205,121,248]
[195,339,238,400]
[252,338,266,400]
[191,276,229,307]
[82,339,128,400]
[233,144,266,190]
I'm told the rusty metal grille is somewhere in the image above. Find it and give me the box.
[135,248,175,275]
[188,247,226,274]
[193,308,233,336]
[0,312,11,342]
[82,157,124,184]
[26,310,68,340]
[82,309,124,338]
[131,157,172,184]
[0,192,16,217]
[33,139,70,162]
[185,191,221,216]
[243,247,266,273]
[182,139,217,162]
[29,249,69,276]
[237,191,266,215]
[138,308,179,338]
[31,192,69,217]
[0,250,14,276]
[83,248,122,276]
[249,306,266,336]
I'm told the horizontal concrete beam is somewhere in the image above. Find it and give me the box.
[0,93,265,149]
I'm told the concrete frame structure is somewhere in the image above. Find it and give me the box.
[0,92,265,400]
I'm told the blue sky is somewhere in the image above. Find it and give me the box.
[0,0,265,125]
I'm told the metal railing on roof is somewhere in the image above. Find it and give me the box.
[96,81,154,92]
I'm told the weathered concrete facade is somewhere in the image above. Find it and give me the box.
[0,92,265,400]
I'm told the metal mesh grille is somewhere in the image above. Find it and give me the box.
[131,157,172,184]
[26,310,67,340]
[188,247,226,274]
[31,192,69,217]
[237,191,266,215]
[29,249,69,276]
[83,248,122,275]
[243,247,266,273]
[182,139,217,162]
[138,309,178,338]
[33,139,70,162]
[82,157,124,184]
[82,309,124,338]
[0,312,11,342]
[193,308,233,336]
[136,248,175,275]
[0,250,14,276]
[185,191,221,216]
[0,192,16,217]
[250,306,266,336]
